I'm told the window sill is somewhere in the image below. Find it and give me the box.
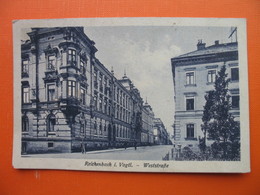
[206,82,214,85]
[185,137,197,141]
[22,102,31,105]
[185,84,197,87]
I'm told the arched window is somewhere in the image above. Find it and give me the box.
[22,115,29,132]
[47,114,56,134]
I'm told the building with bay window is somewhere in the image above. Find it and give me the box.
[171,40,240,150]
[21,27,170,154]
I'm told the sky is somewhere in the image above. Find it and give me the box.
[84,26,232,135]
[21,26,233,135]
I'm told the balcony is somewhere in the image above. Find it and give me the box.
[60,97,80,116]
[43,69,58,83]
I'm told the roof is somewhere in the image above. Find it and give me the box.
[175,42,238,59]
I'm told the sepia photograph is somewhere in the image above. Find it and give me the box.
[13,18,250,172]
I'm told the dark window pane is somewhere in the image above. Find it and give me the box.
[187,124,194,138]
[186,98,194,110]
[232,95,240,108]
[231,68,239,81]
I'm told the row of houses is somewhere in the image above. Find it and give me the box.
[21,27,171,154]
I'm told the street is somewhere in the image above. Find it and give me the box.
[23,145,174,161]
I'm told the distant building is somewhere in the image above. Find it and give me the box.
[21,27,170,154]
[153,118,170,145]
[171,40,239,150]
[141,100,155,145]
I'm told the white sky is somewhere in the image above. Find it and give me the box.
[21,26,233,135]
[84,26,232,135]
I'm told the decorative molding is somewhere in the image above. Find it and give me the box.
[229,88,240,94]
[184,92,197,96]
[205,65,218,69]
[228,62,238,67]
[184,67,196,71]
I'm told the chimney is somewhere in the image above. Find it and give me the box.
[215,40,219,45]
[197,39,206,50]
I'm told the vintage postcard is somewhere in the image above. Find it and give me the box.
[13,17,250,173]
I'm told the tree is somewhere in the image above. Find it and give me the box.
[201,65,240,160]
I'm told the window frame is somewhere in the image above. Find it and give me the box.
[186,96,195,111]
[231,95,240,109]
[22,115,29,132]
[47,55,56,70]
[22,86,30,104]
[22,59,29,74]
[67,80,76,97]
[80,87,86,105]
[207,69,217,83]
[47,84,56,101]
[186,71,195,85]
[186,124,195,139]
[231,67,239,81]
[67,49,77,66]
[47,114,56,134]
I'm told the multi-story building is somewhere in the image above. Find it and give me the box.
[21,27,169,154]
[141,100,155,145]
[171,40,239,150]
[153,118,170,145]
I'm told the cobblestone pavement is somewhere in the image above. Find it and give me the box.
[23,145,174,161]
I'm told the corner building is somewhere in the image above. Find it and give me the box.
[171,40,240,150]
[21,27,152,154]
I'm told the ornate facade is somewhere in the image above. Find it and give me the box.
[21,27,170,154]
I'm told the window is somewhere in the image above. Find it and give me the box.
[186,97,194,110]
[22,59,29,74]
[64,29,76,41]
[232,95,240,108]
[80,60,85,74]
[186,72,195,85]
[93,91,98,109]
[231,68,239,81]
[94,121,97,134]
[22,87,30,103]
[68,49,77,66]
[47,114,56,133]
[80,87,86,105]
[207,70,216,83]
[22,115,29,132]
[94,69,98,89]
[186,124,195,138]
[47,84,56,101]
[108,103,111,115]
[80,121,85,134]
[99,73,103,92]
[48,142,54,148]
[99,96,103,112]
[67,81,76,97]
[99,122,102,135]
[104,98,107,114]
[47,55,56,70]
